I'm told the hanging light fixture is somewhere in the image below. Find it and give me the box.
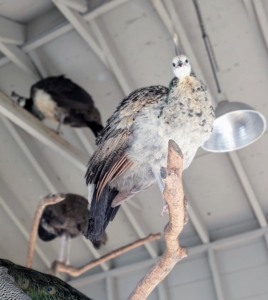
[192,0,266,152]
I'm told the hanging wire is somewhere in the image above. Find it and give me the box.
[192,0,222,93]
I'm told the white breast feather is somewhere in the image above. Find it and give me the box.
[34,89,57,120]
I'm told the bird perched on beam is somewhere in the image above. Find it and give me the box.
[85,55,215,243]
[38,193,107,265]
[12,75,103,136]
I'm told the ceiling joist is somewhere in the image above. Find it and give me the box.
[52,0,107,66]
[0,16,25,45]
[0,43,39,80]
[56,0,88,13]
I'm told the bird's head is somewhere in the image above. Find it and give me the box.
[172,55,191,79]
[11,91,29,108]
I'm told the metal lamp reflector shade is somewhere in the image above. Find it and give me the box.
[203,101,267,152]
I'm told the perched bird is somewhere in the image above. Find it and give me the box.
[38,193,107,265]
[12,75,103,136]
[85,54,215,242]
[0,259,92,299]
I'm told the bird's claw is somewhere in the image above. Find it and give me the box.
[160,201,169,216]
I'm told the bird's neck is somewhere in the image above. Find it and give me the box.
[165,76,190,104]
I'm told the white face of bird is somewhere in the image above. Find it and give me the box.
[172,55,191,79]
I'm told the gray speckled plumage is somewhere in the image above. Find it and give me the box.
[0,267,31,300]
[85,55,215,242]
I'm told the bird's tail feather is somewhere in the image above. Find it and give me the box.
[86,121,103,137]
[84,185,119,242]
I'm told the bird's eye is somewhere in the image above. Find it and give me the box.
[185,59,188,63]
[45,286,56,294]
[172,63,175,67]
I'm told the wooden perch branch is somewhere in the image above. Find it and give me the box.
[128,140,187,300]
[26,193,66,268]
[50,233,161,276]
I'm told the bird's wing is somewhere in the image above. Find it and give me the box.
[32,75,94,110]
[85,85,169,198]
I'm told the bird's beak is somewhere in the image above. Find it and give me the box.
[178,62,183,67]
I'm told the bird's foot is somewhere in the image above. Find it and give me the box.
[47,261,58,276]
[63,259,70,266]
[160,202,169,216]
[52,129,63,136]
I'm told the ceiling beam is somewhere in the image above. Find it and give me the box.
[0,43,39,80]
[90,18,134,95]
[0,16,25,45]
[252,0,268,51]
[0,0,131,68]
[207,249,225,300]
[228,151,267,227]
[52,0,107,66]
[1,116,57,193]
[56,0,88,13]
[120,203,158,258]
[184,185,210,243]
[157,282,170,300]
[106,276,117,300]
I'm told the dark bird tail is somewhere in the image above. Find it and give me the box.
[38,224,58,242]
[92,232,108,249]
[84,185,120,242]
[86,121,103,137]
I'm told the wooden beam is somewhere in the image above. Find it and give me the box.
[0,16,25,45]
[0,43,39,80]
[0,90,88,172]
